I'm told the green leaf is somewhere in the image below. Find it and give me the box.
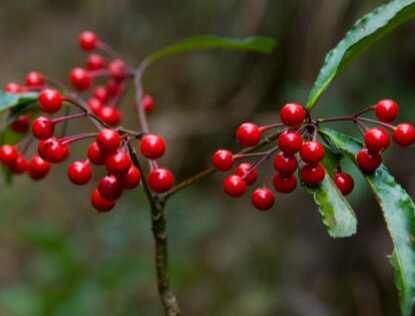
[320,127,415,316]
[306,0,415,110]
[0,92,39,112]
[146,36,276,63]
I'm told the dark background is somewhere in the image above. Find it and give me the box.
[0,0,415,315]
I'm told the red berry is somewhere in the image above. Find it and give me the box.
[4,82,22,93]
[272,172,297,193]
[140,134,166,159]
[236,123,261,147]
[280,103,305,127]
[375,99,399,122]
[393,123,415,147]
[108,59,127,81]
[364,128,390,154]
[67,161,92,185]
[300,141,325,164]
[87,142,107,165]
[98,107,122,126]
[278,131,303,154]
[32,116,54,140]
[106,150,131,175]
[106,79,121,96]
[79,31,98,51]
[38,89,63,114]
[8,155,27,174]
[334,172,354,196]
[25,71,44,87]
[356,148,382,174]
[300,163,326,186]
[251,188,275,211]
[88,98,103,114]
[38,138,69,163]
[0,145,18,164]
[122,166,141,189]
[93,85,109,102]
[273,152,298,175]
[142,95,154,113]
[98,175,123,200]
[70,68,92,91]
[235,163,257,185]
[96,129,121,153]
[27,155,50,180]
[87,54,106,70]
[212,149,233,171]
[11,115,30,133]
[223,174,247,197]
[91,189,116,212]
[147,168,174,193]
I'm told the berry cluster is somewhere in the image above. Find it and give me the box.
[0,31,173,212]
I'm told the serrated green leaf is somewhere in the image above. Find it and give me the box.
[307,0,415,110]
[146,36,276,63]
[320,127,415,316]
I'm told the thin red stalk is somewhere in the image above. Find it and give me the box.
[52,112,87,125]
[259,123,284,132]
[357,117,395,131]
[97,41,124,60]
[60,132,98,145]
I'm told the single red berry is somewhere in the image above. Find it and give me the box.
[142,95,154,113]
[356,148,382,174]
[273,172,297,193]
[98,175,124,200]
[108,59,127,81]
[122,166,141,189]
[4,82,22,93]
[27,155,50,180]
[38,89,63,114]
[9,155,27,174]
[93,85,109,102]
[236,123,261,147]
[98,107,122,126]
[278,131,303,154]
[364,128,390,154]
[32,116,54,140]
[147,168,174,193]
[140,134,166,159]
[106,79,121,96]
[67,161,92,185]
[251,188,275,211]
[87,54,106,70]
[235,163,257,185]
[280,103,305,127]
[273,152,298,175]
[300,141,325,164]
[334,172,354,196]
[96,129,121,153]
[25,71,44,87]
[38,138,69,163]
[0,145,18,165]
[393,123,415,147]
[70,67,92,91]
[212,149,233,171]
[79,31,98,50]
[106,150,131,175]
[300,163,326,186]
[223,174,247,197]
[87,98,103,114]
[375,99,399,122]
[91,189,116,212]
[11,115,30,133]
[87,141,107,165]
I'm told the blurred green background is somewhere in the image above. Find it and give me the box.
[1,0,415,315]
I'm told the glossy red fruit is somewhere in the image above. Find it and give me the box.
[273,152,298,175]
[147,168,174,193]
[98,175,123,200]
[93,85,109,102]
[79,31,98,50]
[87,54,106,70]
[27,155,50,180]
[67,161,92,185]
[87,142,107,165]
[122,166,141,189]
[32,116,54,140]
[106,150,131,175]
[236,123,261,147]
[393,123,415,147]
[212,149,233,171]
[280,103,305,127]
[38,89,63,114]
[364,128,390,154]
[9,155,27,174]
[4,82,22,93]
[375,99,399,122]
[235,163,257,185]
[11,115,30,133]
[98,107,122,126]
[140,134,166,159]
[91,189,116,212]
[70,68,92,91]
[106,79,121,96]
[87,98,103,114]
[272,172,297,193]
[96,129,121,153]
[25,71,44,87]
[223,174,247,197]
[356,148,382,174]
[300,163,326,186]
[300,141,325,164]
[38,138,69,163]
[108,59,127,81]
[142,95,154,113]
[334,172,354,196]
[278,131,303,154]
[0,145,18,164]
[251,188,275,211]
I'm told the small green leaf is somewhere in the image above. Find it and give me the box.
[320,127,415,316]
[146,36,276,63]
[307,0,415,110]
[0,92,39,112]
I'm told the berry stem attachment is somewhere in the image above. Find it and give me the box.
[357,117,396,131]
